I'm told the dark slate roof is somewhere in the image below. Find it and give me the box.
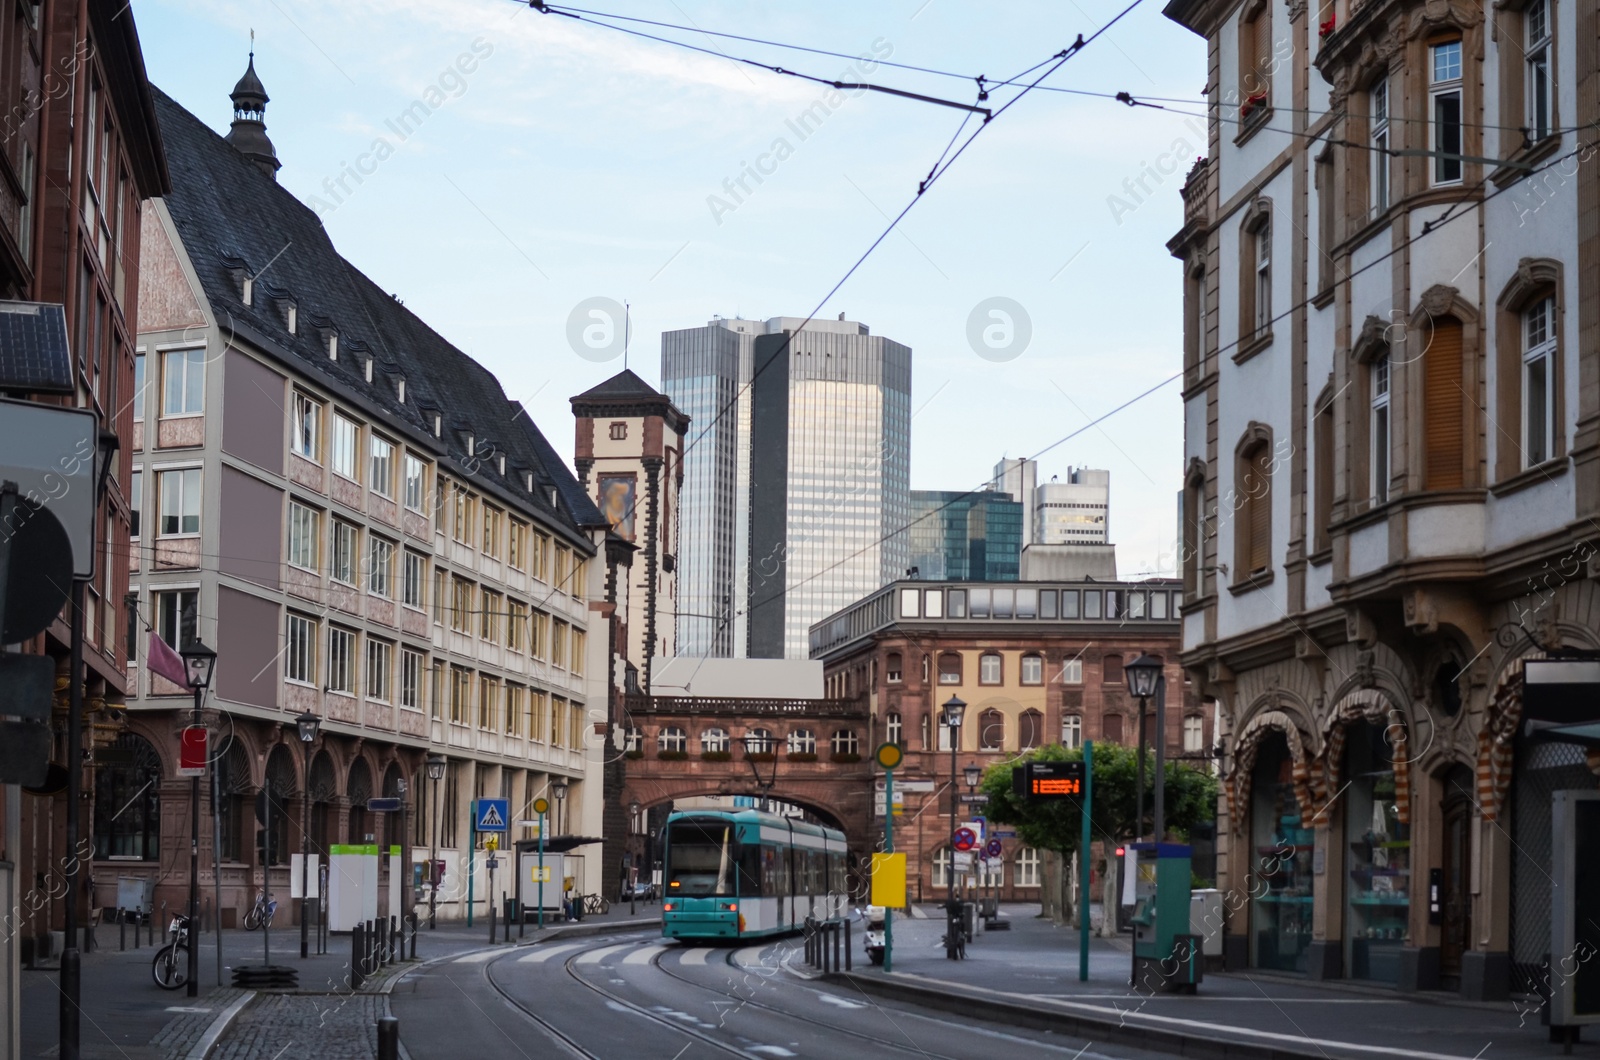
[570,368,689,432]
[150,86,602,543]
[572,368,663,402]
[231,56,268,105]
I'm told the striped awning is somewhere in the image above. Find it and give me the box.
[1308,688,1411,826]
[1228,709,1314,833]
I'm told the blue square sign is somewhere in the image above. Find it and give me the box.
[473,798,509,833]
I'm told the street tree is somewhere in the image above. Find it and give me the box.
[980,742,1217,929]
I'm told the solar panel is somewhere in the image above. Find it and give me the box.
[0,302,73,393]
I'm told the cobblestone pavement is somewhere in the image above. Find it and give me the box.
[147,987,248,1060]
[210,994,388,1060]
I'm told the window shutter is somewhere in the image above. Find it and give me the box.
[1423,319,1465,490]
[1248,446,1272,572]
[1254,11,1273,91]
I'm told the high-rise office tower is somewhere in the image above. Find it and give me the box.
[994,457,1038,547]
[1035,467,1111,544]
[664,316,912,660]
[907,489,1023,581]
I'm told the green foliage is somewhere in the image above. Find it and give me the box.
[980,742,1219,858]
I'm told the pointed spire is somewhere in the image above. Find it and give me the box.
[224,38,280,180]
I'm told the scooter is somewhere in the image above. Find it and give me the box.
[861,905,886,966]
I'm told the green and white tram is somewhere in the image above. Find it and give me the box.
[660,809,848,940]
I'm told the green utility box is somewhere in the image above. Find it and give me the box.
[1129,842,1202,993]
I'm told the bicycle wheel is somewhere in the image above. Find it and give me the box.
[152,944,189,990]
[243,905,262,931]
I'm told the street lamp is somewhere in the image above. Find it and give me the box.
[940,695,965,960]
[628,799,641,915]
[426,753,446,929]
[551,777,569,836]
[178,638,217,999]
[1124,653,1166,843]
[294,711,320,959]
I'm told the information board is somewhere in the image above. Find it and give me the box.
[1026,760,1085,799]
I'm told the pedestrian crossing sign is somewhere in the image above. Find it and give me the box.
[473,798,509,832]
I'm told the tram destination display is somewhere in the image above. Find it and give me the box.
[1012,761,1085,800]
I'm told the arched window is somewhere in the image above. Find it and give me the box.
[1496,260,1564,480]
[308,750,336,853]
[1018,709,1044,751]
[938,652,963,685]
[885,712,903,746]
[1240,201,1272,344]
[624,725,642,752]
[701,727,730,753]
[1103,712,1124,743]
[658,726,687,754]
[980,854,1004,890]
[1422,315,1466,490]
[1021,654,1043,685]
[1235,426,1274,577]
[787,729,817,755]
[1016,847,1041,888]
[745,727,774,755]
[1101,653,1124,685]
[830,730,859,757]
[217,738,253,862]
[977,709,1005,751]
[263,745,296,865]
[979,653,1003,685]
[933,847,952,888]
[93,732,161,860]
[347,758,373,847]
[886,652,903,683]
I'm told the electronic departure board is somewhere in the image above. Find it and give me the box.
[1023,761,1085,800]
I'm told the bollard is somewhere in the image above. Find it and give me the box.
[408,913,418,960]
[389,915,398,963]
[119,911,126,952]
[352,923,366,990]
[489,900,497,945]
[845,919,852,971]
[377,1015,399,1060]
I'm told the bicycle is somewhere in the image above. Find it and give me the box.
[152,914,192,990]
[943,904,966,960]
[242,892,277,931]
[582,893,610,916]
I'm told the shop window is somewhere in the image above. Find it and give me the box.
[1344,720,1410,984]
[93,732,161,859]
[1250,734,1312,973]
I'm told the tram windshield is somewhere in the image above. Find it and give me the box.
[665,821,736,896]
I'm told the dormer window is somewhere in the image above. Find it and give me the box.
[497,455,506,475]
[364,357,373,383]
[327,332,338,360]
[396,376,406,404]
[432,414,442,437]
[286,304,297,334]
[523,471,534,491]
[241,276,253,306]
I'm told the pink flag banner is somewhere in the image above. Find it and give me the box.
[147,631,189,688]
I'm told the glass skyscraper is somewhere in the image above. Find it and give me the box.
[663,316,911,660]
[907,490,1023,581]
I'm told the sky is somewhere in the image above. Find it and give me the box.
[133,0,1209,579]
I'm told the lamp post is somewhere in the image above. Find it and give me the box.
[941,695,965,960]
[294,711,320,959]
[1125,654,1165,843]
[425,753,446,929]
[963,762,983,915]
[179,638,217,999]
[628,799,641,915]
[551,777,568,837]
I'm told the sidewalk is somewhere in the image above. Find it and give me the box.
[20,903,662,1059]
[840,904,1592,1060]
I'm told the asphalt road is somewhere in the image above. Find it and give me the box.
[389,927,1178,1060]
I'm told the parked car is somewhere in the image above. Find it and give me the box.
[622,881,656,901]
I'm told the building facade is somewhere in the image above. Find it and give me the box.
[115,69,612,927]
[907,489,1023,581]
[1035,467,1111,545]
[809,577,1208,902]
[0,0,169,989]
[1165,0,1600,998]
[664,315,912,661]
[995,456,1039,547]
